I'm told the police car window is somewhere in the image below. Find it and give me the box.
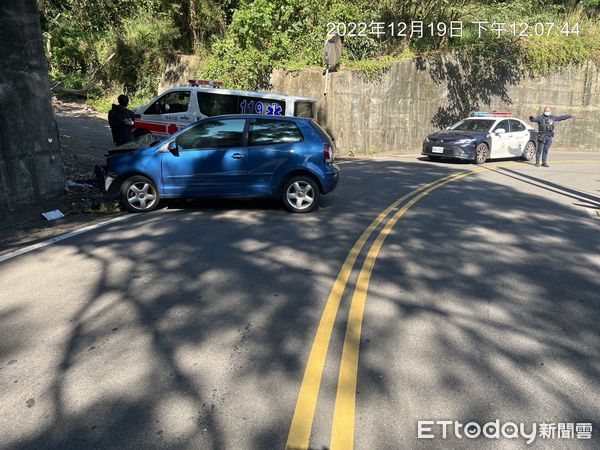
[175,119,245,149]
[493,120,510,132]
[145,91,190,115]
[450,119,494,132]
[197,92,238,116]
[509,119,526,132]
[249,119,303,146]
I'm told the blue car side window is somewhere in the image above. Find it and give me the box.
[249,119,303,145]
[175,119,246,149]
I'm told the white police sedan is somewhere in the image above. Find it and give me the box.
[422,112,537,164]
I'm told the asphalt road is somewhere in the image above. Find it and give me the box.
[0,154,598,449]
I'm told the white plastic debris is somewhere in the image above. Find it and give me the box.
[42,209,65,221]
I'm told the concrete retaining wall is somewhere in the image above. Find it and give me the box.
[0,0,66,228]
[158,54,204,94]
[270,58,600,155]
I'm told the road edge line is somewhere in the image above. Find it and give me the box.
[0,215,132,263]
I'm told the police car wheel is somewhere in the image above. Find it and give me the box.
[474,143,489,165]
[120,175,160,213]
[522,141,536,161]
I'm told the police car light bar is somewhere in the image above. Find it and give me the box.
[473,111,512,117]
[188,79,223,87]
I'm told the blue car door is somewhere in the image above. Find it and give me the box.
[161,118,248,197]
[246,118,305,196]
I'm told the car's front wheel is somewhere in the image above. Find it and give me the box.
[120,175,159,213]
[282,176,320,213]
[521,141,536,161]
[474,143,489,164]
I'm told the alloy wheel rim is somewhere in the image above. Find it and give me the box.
[476,145,487,163]
[286,181,314,210]
[525,142,535,159]
[128,182,157,210]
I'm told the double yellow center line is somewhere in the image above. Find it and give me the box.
[285,166,490,449]
[286,159,598,449]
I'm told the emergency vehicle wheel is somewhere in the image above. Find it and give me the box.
[474,143,489,165]
[522,141,536,161]
[120,175,159,212]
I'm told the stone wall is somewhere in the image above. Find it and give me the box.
[158,54,204,93]
[270,58,600,155]
[0,0,65,227]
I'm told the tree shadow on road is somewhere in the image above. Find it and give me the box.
[356,164,600,447]
[1,159,598,449]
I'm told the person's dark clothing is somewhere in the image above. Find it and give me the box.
[108,104,135,146]
[529,114,572,164]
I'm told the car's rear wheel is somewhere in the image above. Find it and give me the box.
[120,175,159,212]
[282,176,320,213]
[522,141,536,161]
[474,143,489,164]
[427,155,442,161]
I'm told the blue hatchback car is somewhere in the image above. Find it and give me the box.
[104,115,340,213]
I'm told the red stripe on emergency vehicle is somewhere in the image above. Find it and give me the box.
[134,121,167,134]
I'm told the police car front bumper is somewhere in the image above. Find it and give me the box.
[422,141,476,160]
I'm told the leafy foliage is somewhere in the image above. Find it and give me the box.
[37,0,600,102]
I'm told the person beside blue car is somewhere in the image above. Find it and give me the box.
[108,94,135,146]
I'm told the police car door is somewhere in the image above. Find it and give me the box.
[507,119,530,156]
[490,119,511,157]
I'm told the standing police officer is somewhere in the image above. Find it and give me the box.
[529,107,573,167]
[108,94,135,146]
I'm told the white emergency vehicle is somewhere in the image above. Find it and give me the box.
[132,80,318,138]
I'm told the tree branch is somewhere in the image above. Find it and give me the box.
[51,52,115,97]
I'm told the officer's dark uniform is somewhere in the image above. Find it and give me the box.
[529,113,572,165]
[108,104,135,146]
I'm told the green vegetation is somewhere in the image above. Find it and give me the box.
[38,0,600,108]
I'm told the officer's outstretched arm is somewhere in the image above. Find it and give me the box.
[529,114,540,123]
[554,114,573,122]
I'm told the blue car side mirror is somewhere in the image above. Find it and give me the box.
[167,141,180,157]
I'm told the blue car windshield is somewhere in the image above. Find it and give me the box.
[450,119,493,132]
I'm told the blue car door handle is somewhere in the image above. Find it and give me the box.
[231,153,245,159]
